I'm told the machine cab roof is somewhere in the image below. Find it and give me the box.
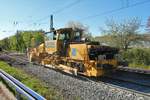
[44,28,82,42]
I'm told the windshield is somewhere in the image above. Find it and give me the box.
[45,32,56,41]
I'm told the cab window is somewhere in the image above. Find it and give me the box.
[74,31,81,41]
[45,32,56,40]
[58,33,69,40]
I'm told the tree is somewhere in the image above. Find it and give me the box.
[9,36,17,51]
[20,30,44,48]
[146,16,150,31]
[101,18,141,51]
[16,31,26,52]
[32,30,44,46]
[22,31,32,48]
[66,21,93,40]
[0,30,45,52]
[0,38,10,50]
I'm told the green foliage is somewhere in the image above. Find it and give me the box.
[32,31,44,46]
[0,30,44,52]
[9,36,17,51]
[121,48,150,69]
[128,63,150,70]
[0,38,10,50]
[16,31,26,52]
[0,61,62,100]
[22,32,32,48]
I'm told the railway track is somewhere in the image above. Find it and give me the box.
[64,72,150,97]
[0,52,150,98]
[101,76,150,95]
[96,77,150,97]
[118,66,150,74]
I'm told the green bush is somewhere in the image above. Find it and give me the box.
[0,30,44,52]
[121,48,150,69]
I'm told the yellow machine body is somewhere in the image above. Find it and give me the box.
[28,28,119,77]
[67,43,117,76]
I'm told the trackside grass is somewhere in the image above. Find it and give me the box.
[0,61,63,100]
[129,63,150,70]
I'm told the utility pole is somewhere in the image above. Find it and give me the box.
[50,15,54,31]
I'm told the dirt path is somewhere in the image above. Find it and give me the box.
[0,82,16,100]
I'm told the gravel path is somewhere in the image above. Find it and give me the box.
[15,63,150,100]
[0,54,150,100]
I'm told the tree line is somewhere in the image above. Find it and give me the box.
[0,30,44,52]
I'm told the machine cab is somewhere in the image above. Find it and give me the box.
[44,28,81,55]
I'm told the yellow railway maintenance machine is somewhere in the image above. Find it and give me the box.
[28,15,119,77]
[28,27,119,77]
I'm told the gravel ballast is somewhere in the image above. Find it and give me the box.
[0,54,150,100]
[14,63,150,100]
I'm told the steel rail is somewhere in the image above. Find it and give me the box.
[104,75,150,87]
[42,64,150,97]
[0,69,46,100]
[75,75,150,97]
[97,79,150,97]
[117,66,150,74]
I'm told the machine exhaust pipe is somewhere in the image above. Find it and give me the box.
[50,15,54,31]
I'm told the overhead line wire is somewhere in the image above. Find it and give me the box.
[34,0,82,23]
[80,0,150,21]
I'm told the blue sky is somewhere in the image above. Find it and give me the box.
[0,0,150,40]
